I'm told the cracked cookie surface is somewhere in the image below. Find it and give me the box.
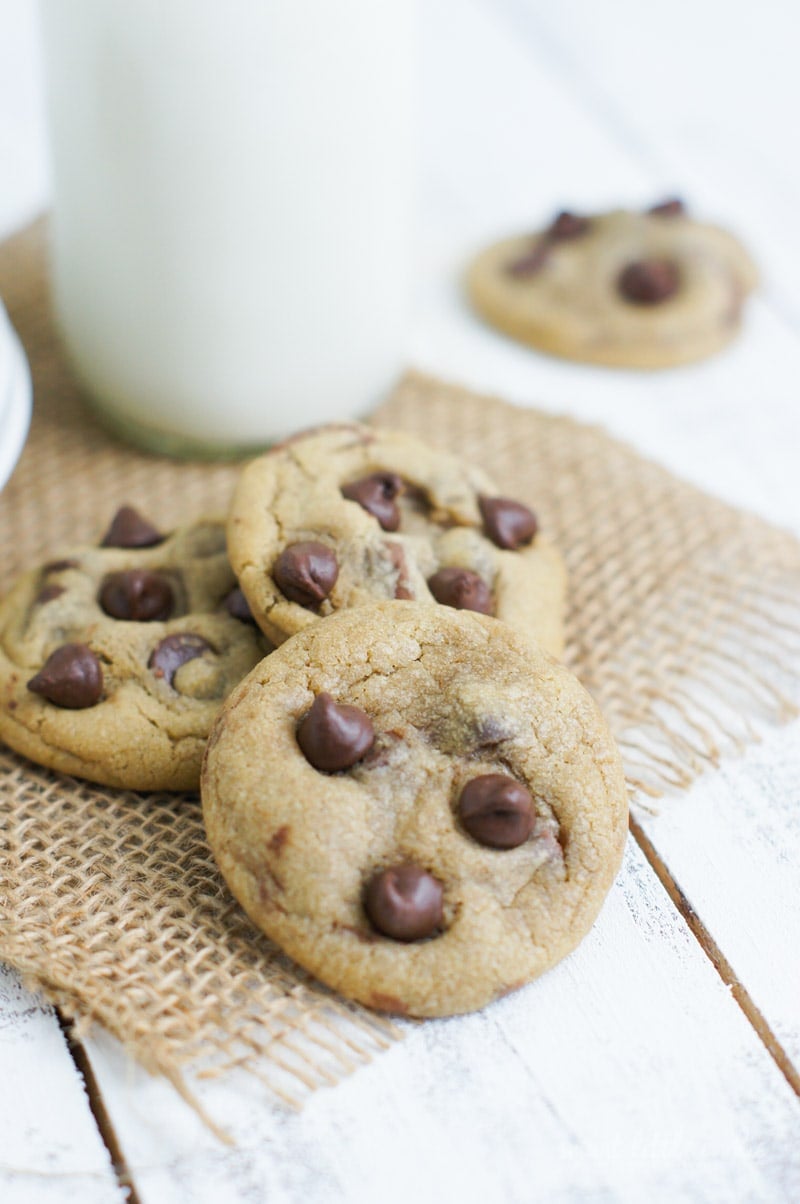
[201,603,628,1017]
[467,203,758,368]
[0,511,271,790]
[227,423,566,655]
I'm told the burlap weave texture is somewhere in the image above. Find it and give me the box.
[1,222,798,1117]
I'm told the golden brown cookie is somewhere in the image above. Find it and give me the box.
[467,200,758,368]
[201,603,628,1017]
[227,423,566,655]
[0,508,271,790]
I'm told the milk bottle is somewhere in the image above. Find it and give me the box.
[40,0,415,455]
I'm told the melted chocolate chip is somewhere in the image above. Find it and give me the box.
[472,714,516,747]
[100,506,165,548]
[43,558,79,574]
[507,241,550,279]
[507,210,589,278]
[427,567,492,614]
[383,542,415,600]
[27,643,103,709]
[268,825,291,856]
[99,570,174,621]
[457,774,534,849]
[273,542,339,608]
[364,865,444,941]
[297,693,374,771]
[148,633,212,687]
[223,586,255,623]
[548,210,590,241]
[36,583,65,605]
[618,259,680,305]
[342,473,403,531]
[478,495,538,550]
[648,197,686,218]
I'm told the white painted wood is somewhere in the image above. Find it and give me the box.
[0,964,126,1203]
[82,841,800,1204]
[639,719,800,1069]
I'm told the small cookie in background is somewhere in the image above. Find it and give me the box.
[466,199,758,368]
[227,422,566,657]
[201,602,628,1017]
[0,507,271,790]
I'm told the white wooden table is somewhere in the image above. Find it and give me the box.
[1,0,799,1199]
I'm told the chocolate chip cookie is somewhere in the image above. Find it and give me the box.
[0,508,271,790]
[201,603,627,1017]
[467,200,758,368]
[227,423,566,655]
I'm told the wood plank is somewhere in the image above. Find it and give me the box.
[82,841,800,1203]
[636,721,800,1075]
[0,964,126,1203]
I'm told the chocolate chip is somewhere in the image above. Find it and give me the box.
[457,774,535,849]
[507,211,589,278]
[648,197,685,218]
[100,506,165,548]
[342,473,403,531]
[478,495,538,550]
[364,865,444,941]
[148,632,212,687]
[297,693,374,771]
[618,259,680,305]
[99,570,174,621]
[223,586,255,623]
[273,542,339,608]
[27,643,103,709]
[427,567,492,614]
[548,210,590,241]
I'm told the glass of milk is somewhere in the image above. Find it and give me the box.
[39,0,415,456]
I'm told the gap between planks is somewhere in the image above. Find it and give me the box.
[629,814,800,1100]
[56,1013,142,1204]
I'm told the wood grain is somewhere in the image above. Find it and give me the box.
[0,965,125,1204]
[82,842,800,1203]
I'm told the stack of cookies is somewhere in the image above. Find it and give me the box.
[0,423,628,1017]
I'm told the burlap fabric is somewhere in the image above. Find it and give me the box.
[1,222,798,1123]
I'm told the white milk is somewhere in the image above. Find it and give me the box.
[40,0,415,454]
